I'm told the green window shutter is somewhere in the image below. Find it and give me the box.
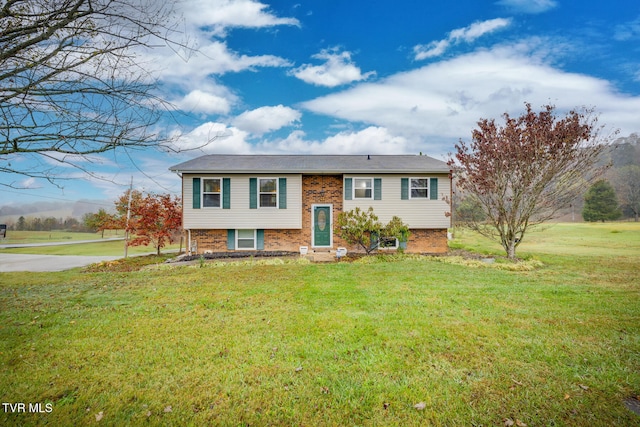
[249,178,257,209]
[401,178,409,200]
[374,178,382,200]
[256,229,264,250]
[278,178,287,209]
[192,178,201,209]
[344,178,352,200]
[430,178,438,200]
[227,229,235,250]
[222,178,231,209]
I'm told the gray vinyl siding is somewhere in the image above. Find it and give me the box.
[183,174,302,229]
[343,174,451,229]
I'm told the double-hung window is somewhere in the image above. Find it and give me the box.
[410,178,429,199]
[259,178,278,208]
[202,178,221,207]
[236,229,256,249]
[354,178,373,199]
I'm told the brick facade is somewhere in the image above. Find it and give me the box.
[406,229,448,254]
[189,229,227,253]
[187,174,448,254]
[300,175,349,250]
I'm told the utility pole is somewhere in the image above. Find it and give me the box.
[124,177,133,258]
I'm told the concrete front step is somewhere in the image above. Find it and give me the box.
[306,251,336,262]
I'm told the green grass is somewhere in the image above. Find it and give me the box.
[451,221,640,258]
[0,240,180,256]
[0,230,181,256]
[0,230,123,244]
[0,223,639,426]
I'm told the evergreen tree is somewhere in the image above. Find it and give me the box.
[582,180,621,222]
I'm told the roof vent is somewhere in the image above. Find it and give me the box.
[367,154,371,160]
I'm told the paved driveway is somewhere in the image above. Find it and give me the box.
[0,253,121,272]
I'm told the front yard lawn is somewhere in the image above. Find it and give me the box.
[0,223,638,425]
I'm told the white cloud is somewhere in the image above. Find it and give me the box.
[171,122,253,154]
[173,89,233,115]
[290,48,376,87]
[168,124,413,156]
[450,18,513,43]
[132,2,297,116]
[257,127,410,154]
[233,105,302,135]
[414,18,512,60]
[302,42,640,154]
[183,0,299,36]
[154,40,291,82]
[495,0,557,14]
[614,16,640,41]
[19,177,39,189]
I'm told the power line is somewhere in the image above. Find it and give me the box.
[2,189,113,207]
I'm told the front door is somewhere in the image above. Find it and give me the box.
[313,205,331,247]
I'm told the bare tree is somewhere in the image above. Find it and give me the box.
[0,0,188,187]
[449,103,613,259]
[611,165,640,221]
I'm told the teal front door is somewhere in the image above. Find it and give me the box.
[313,206,331,247]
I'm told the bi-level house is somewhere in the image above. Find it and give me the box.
[169,154,451,255]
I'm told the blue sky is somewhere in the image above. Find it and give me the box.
[3,0,640,208]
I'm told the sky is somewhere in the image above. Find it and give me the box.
[3,0,640,209]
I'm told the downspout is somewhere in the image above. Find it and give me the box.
[449,169,454,239]
[188,229,192,256]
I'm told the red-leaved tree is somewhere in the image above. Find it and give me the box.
[110,190,182,255]
[449,103,613,259]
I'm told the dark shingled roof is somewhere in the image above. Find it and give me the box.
[170,154,450,174]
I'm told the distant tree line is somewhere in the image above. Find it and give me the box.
[8,216,93,232]
[453,132,640,226]
[84,191,182,254]
[604,133,640,221]
[581,133,640,222]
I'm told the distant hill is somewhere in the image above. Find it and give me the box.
[0,199,113,225]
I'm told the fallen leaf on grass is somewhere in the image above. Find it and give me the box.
[295,366,303,372]
[414,402,426,410]
[164,406,172,413]
[95,411,104,422]
[504,417,527,426]
[564,394,571,400]
[579,384,589,390]
[383,402,390,410]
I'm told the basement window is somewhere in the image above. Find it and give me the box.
[236,229,256,250]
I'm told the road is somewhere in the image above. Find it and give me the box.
[0,253,121,272]
[0,237,124,249]
[0,238,124,272]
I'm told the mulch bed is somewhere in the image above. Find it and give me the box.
[166,249,503,266]
[172,251,300,263]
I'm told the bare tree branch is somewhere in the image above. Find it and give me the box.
[0,0,196,187]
